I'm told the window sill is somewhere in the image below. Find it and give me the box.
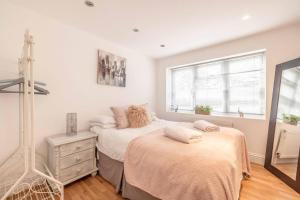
[166,110,266,121]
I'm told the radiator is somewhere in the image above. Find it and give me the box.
[276,129,300,159]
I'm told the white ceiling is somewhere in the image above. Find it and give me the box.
[9,0,300,58]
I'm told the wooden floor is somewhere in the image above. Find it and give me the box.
[274,163,297,180]
[64,164,300,200]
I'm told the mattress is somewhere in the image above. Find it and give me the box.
[90,119,177,162]
[124,126,250,200]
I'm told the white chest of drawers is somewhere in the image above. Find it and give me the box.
[47,131,98,185]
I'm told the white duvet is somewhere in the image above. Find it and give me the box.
[90,119,177,162]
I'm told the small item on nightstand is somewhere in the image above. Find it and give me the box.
[66,113,77,136]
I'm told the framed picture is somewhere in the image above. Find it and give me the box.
[97,50,126,87]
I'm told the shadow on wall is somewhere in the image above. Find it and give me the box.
[0,95,20,164]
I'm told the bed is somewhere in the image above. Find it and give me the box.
[90,119,251,200]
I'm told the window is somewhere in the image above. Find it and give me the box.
[169,52,266,116]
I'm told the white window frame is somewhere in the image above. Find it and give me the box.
[166,50,267,119]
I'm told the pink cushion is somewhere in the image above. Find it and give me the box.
[128,105,151,128]
[110,106,129,129]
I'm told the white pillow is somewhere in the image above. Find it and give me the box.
[151,112,159,121]
[90,122,116,129]
[90,115,116,124]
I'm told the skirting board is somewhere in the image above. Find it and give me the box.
[249,152,265,165]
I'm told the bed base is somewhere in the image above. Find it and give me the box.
[97,151,158,200]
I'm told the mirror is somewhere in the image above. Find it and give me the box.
[265,57,300,193]
[272,67,300,180]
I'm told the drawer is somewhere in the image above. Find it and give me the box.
[60,148,94,169]
[60,138,95,157]
[60,159,94,183]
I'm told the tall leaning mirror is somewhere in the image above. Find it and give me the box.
[265,57,300,193]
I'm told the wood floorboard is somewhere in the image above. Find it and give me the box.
[64,163,300,200]
[273,163,297,180]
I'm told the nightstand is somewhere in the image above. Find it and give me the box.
[47,131,98,185]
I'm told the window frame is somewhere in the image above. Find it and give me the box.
[167,50,267,118]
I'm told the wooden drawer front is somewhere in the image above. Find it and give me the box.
[60,160,93,182]
[60,139,95,157]
[60,149,94,169]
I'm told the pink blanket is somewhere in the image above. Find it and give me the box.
[124,125,251,200]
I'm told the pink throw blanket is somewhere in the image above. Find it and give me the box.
[124,125,251,200]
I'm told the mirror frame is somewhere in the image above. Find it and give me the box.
[265,57,300,193]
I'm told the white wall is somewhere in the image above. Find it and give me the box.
[0,2,155,162]
[156,23,300,165]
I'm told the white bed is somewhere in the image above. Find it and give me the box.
[90,119,177,162]
[90,119,250,200]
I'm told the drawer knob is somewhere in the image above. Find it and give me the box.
[75,146,81,150]
[75,157,81,162]
[76,169,82,174]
